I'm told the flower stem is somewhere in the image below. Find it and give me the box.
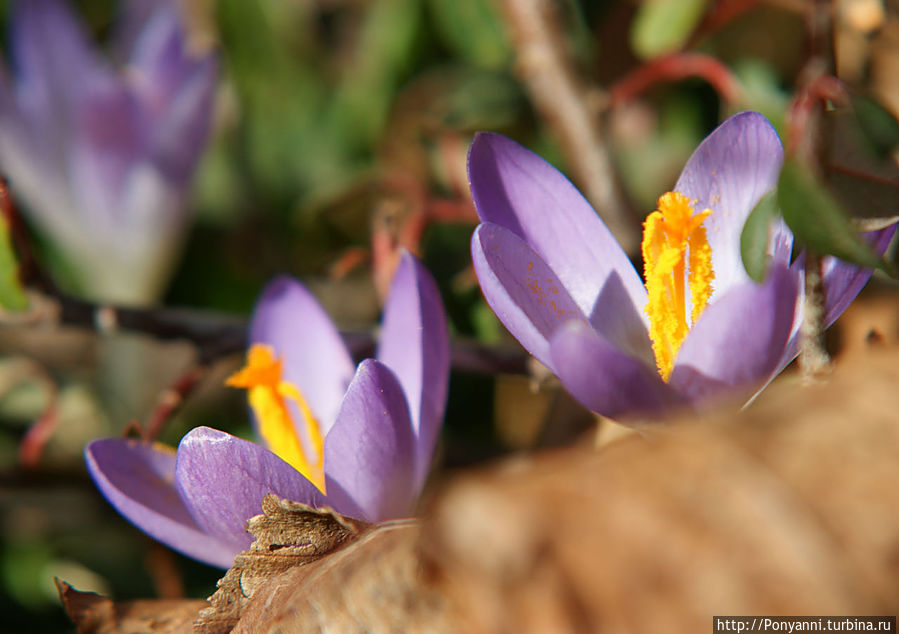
[798,249,831,379]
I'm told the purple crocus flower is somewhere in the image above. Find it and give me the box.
[0,0,217,304]
[85,252,450,568]
[469,111,894,420]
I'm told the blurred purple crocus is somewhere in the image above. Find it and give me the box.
[469,111,894,420]
[0,0,216,304]
[85,252,449,568]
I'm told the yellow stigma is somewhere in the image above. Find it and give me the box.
[641,191,715,381]
[226,344,326,493]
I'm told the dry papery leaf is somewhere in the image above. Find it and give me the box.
[62,345,899,633]
[232,345,899,633]
[195,495,372,633]
[56,579,206,634]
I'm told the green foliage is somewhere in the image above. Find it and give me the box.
[740,191,778,283]
[778,159,883,271]
[427,0,511,70]
[0,214,27,312]
[851,94,899,159]
[631,0,708,59]
[825,100,899,222]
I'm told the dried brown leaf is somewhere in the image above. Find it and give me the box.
[195,494,371,633]
[56,578,206,634]
[421,345,899,632]
[232,520,454,633]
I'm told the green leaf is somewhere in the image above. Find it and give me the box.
[0,214,27,311]
[851,94,899,159]
[778,159,883,271]
[630,0,708,59]
[825,100,899,221]
[740,190,779,283]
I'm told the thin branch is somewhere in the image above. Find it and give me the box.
[498,0,639,252]
[1,286,530,377]
[609,53,743,107]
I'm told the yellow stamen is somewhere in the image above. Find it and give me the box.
[641,192,715,381]
[226,344,326,493]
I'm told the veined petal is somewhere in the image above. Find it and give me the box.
[250,276,355,436]
[472,222,588,369]
[174,427,327,555]
[675,111,784,297]
[549,320,685,420]
[468,132,647,320]
[84,438,237,569]
[376,251,449,494]
[323,359,416,522]
[669,265,798,406]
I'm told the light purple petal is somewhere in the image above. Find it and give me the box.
[70,83,145,226]
[9,0,110,151]
[549,320,685,420]
[147,55,217,186]
[779,225,897,369]
[85,438,237,569]
[468,132,647,322]
[821,225,896,327]
[375,251,449,494]
[472,222,589,369]
[669,265,798,405]
[10,0,102,106]
[126,6,217,185]
[323,359,416,522]
[250,276,355,436]
[174,427,327,555]
[127,5,193,105]
[675,111,784,297]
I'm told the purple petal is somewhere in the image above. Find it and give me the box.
[70,83,145,225]
[250,276,355,436]
[779,225,897,369]
[675,111,784,296]
[10,0,102,103]
[126,5,192,102]
[323,359,416,522]
[126,7,217,184]
[669,265,799,405]
[468,132,647,321]
[472,222,589,369]
[85,438,237,569]
[821,225,896,327]
[174,427,327,555]
[549,320,685,420]
[9,0,109,143]
[146,55,217,185]
[375,251,449,494]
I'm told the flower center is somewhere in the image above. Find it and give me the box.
[226,344,326,493]
[641,191,715,381]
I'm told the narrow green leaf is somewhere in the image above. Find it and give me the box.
[740,190,779,283]
[630,0,708,59]
[0,214,27,311]
[778,159,882,270]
